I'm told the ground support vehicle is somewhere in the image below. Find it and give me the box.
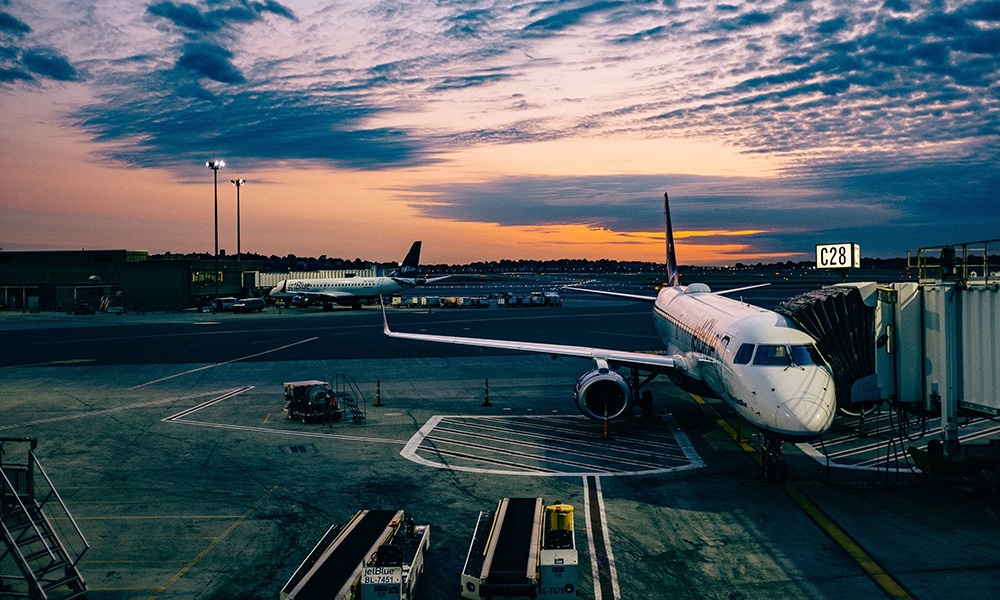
[233,298,266,313]
[210,297,238,312]
[498,291,561,307]
[461,499,578,599]
[280,509,430,600]
[282,380,344,424]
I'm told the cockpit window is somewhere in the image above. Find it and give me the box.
[791,344,826,367]
[753,344,827,367]
[733,343,755,365]
[753,344,789,366]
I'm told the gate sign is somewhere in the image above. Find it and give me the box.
[816,243,860,269]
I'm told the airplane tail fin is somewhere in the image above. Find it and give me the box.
[664,192,679,287]
[397,241,421,276]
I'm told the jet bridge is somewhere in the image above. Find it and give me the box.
[778,238,1000,467]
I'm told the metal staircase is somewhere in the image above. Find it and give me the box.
[1,438,88,600]
[331,374,368,424]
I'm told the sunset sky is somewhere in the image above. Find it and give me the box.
[1,0,998,265]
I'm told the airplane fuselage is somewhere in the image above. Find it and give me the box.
[653,284,835,441]
[270,276,420,306]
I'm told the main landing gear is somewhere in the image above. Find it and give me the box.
[759,433,789,483]
[628,367,658,417]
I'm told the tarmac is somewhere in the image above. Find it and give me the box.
[1,290,999,600]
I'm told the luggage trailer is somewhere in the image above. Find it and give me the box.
[281,509,430,600]
[461,498,578,599]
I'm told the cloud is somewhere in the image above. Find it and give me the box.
[148,1,219,32]
[524,1,629,33]
[0,65,31,83]
[403,150,1000,258]
[0,10,77,84]
[7,0,998,262]
[718,10,774,31]
[622,0,1000,171]
[73,83,430,169]
[147,0,296,33]
[20,48,76,80]
[176,42,244,83]
[145,1,297,86]
[0,11,30,36]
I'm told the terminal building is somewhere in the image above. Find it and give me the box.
[0,250,263,312]
[0,250,394,312]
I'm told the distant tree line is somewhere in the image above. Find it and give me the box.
[153,251,910,274]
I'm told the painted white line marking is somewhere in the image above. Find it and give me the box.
[594,476,620,600]
[584,475,621,600]
[0,390,229,431]
[399,414,704,477]
[127,336,319,390]
[161,387,405,445]
[584,476,601,600]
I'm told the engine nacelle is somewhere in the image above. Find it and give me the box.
[574,366,631,420]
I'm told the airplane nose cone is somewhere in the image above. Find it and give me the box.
[774,395,834,438]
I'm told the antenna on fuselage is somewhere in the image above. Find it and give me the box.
[664,192,679,287]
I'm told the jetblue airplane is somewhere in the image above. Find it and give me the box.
[270,241,444,309]
[382,194,836,481]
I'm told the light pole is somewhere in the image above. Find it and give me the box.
[231,178,246,261]
[206,159,224,298]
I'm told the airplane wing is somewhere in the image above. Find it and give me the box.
[380,301,679,373]
[714,282,770,295]
[295,290,353,301]
[565,283,770,299]
[389,275,452,286]
[563,286,656,302]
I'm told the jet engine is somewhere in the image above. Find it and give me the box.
[574,361,631,420]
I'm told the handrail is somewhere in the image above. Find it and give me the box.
[0,465,57,562]
[333,373,368,423]
[30,451,90,564]
[0,519,47,599]
[908,239,1000,285]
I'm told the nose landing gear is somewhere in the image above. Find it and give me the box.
[759,433,789,483]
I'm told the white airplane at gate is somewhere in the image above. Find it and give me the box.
[382,194,836,480]
[270,241,446,309]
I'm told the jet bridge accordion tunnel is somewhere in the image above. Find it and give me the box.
[779,276,1000,421]
[777,284,876,409]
